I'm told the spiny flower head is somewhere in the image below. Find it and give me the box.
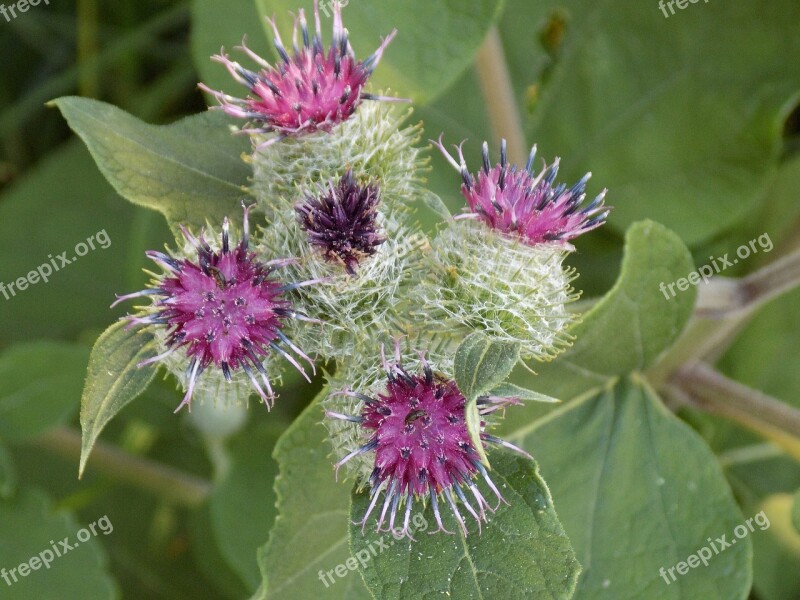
[327,348,529,538]
[434,136,609,245]
[199,0,403,149]
[413,218,579,360]
[295,169,385,275]
[113,206,318,412]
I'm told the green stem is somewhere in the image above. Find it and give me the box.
[474,27,526,164]
[77,0,100,98]
[34,427,211,507]
[717,443,784,468]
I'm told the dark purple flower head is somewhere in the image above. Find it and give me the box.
[113,206,318,413]
[328,351,530,538]
[295,169,385,275]
[198,0,406,149]
[434,135,610,244]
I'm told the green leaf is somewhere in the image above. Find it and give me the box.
[455,333,520,466]
[793,489,800,534]
[506,220,695,408]
[0,488,117,599]
[51,97,252,230]
[416,189,452,223]
[503,0,800,245]
[488,382,561,403]
[0,441,16,499]
[241,0,507,104]
[350,452,580,599]
[79,321,158,478]
[506,377,751,599]
[0,141,171,342]
[252,388,371,600]
[0,342,90,442]
[454,332,521,401]
[210,422,282,591]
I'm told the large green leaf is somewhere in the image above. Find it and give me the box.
[506,377,751,600]
[350,452,580,599]
[79,321,158,477]
[252,388,371,600]
[0,342,90,442]
[0,488,117,599]
[51,97,252,229]
[502,220,694,414]
[193,0,506,105]
[0,141,170,343]
[210,422,282,591]
[502,0,800,246]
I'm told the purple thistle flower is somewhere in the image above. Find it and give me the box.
[198,0,406,149]
[433,135,610,244]
[328,350,530,538]
[295,169,385,275]
[112,205,319,413]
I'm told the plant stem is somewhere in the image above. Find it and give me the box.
[77,0,100,98]
[717,443,784,468]
[34,427,211,508]
[475,27,527,164]
[672,363,800,443]
[648,246,800,385]
[695,247,800,319]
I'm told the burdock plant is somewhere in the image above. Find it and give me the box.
[62,1,780,599]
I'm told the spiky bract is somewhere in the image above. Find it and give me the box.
[414,219,578,361]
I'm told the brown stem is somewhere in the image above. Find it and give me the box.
[672,363,800,442]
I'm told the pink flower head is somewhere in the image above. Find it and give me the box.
[434,135,610,245]
[113,205,319,413]
[328,350,530,538]
[198,0,406,149]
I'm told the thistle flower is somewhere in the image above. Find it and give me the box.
[415,136,611,359]
[295,169,385,275]
[198,0,403,149]
[433,136,609,245]
[327,349,530,538]
[113,206,318,412]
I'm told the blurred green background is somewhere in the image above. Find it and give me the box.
[0,0,799,598]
